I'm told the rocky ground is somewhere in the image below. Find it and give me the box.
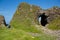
[35,24,60,40]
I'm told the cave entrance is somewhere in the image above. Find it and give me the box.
[38,13,48,26]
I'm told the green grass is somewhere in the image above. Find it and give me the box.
[11,21,42,33]
[48,17,60,30]
[0,27,33,40]
[0,27,56,40]
[11,14,42,33]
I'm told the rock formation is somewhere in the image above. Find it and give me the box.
[0,15,6,26]
[10,3,60,28]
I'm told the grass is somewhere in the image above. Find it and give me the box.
[0,27,33,40]
[11,22,42,33]
[11,14,42,33]
[0,26,56,40]
[48,17,60,30]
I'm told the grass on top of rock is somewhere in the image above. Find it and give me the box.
[48,17,60,30]
[11,16,42,33]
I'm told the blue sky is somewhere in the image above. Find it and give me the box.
[0,0,60,24]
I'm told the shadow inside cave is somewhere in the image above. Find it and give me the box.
[38,13,48,26]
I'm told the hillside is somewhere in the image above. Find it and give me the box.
[0,2,60,40]
[10,2,60,40]
[11,3,60,30]
[10,2,41,32]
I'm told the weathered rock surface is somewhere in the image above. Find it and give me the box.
[34,6,60,23]
[0,15,6,26]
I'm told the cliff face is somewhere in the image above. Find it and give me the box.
[0,15,6,26]
[10,3,60,30]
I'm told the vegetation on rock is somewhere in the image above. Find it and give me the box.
[0,2,60,40]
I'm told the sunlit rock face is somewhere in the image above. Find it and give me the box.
[0,15,6,26]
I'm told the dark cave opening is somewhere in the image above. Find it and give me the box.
[38,13,48,26]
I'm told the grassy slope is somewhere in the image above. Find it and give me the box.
[48,17,60,30]
[10,3,41,33]
[0,27,56,40]
[47,6,60,30]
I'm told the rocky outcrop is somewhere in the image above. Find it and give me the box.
[35,6,60,24]
[10,3,60,27]
[10,2,41,26]
[0,15,6,26]
[46,7,60,23]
